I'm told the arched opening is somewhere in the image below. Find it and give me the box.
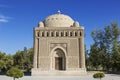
[51,32,54,37]
[75,32,77,36]
[80,31,82,36]
[41,32,44,37]
[53,48,66,70]
[61,32,64,37]
[46,32,49,37]
[37,32,39,37]
[65,32,68,36]
[56,32,59,37]
[70,32,72,36]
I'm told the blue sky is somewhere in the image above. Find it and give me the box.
[0,0,120,54]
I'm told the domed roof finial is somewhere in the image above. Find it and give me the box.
[57,10,61,14]
[43,11,74,27]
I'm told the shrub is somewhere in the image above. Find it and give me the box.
[6,67,24,80]
[93,72,105,80]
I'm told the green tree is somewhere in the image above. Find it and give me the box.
[0,47,33,73]
[93,72,105,80]
[13,50,25,69]
[85,45,91,70]
[111,23,120,71]
[90,29,106,70]
[103,26,113,71]
[89,22,120,71]
[24,48,33,71]
[0,52,6,59]
[6,67,24,80]
[0,52,13,72]
[0,60,6,72]
[13,48,33,71]
[89,44,100,70]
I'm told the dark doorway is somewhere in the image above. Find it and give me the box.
[55,57,63,70]
[53,48,66,70]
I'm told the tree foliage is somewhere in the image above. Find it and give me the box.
[0,52,13,72]
[6,67,24,80]
[0,47,33,73]
[13,48,33,71]
[88,23,120,72]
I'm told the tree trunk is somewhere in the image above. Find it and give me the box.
[13,77,15,80]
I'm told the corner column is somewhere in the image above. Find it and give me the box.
[79,30,86,68]
[33,31,38,68]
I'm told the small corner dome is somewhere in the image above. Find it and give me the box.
[73,21,80,27]
[43,11,74,27]
[38,22,44,27]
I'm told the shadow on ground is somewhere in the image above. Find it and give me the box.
[0,72,31,76]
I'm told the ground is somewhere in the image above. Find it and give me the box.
[0,74,120,80]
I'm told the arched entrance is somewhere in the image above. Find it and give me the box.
[52,48,66,70]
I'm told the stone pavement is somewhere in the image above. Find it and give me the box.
[0,74,120,80]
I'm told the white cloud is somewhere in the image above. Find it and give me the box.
[0,15,11,23]
[0,19,8,23]
[0,4,12,23]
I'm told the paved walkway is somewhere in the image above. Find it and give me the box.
[0,74,120,80]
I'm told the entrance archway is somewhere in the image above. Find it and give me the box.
[53,48,66,70]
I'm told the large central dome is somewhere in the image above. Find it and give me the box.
[43,11,74,27]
